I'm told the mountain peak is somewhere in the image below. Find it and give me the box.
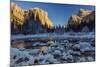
[11,3,53,34]
[28,8,53,28]
[78,9,92,17]
[67,9,95,32]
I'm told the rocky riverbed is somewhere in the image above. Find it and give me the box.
[10,37,95,66]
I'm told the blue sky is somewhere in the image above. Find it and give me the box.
[11,0,95,26]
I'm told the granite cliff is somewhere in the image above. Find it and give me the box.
[67,9,95,32]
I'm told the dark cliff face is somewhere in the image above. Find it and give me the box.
[67,9,95,32]
[11,3,53,34]
[22,8,53,34]
[80,11,95,32]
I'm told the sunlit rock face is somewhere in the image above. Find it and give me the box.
[67,15,82,31]
[67,9,95,32]
[11,3,25,34]
[11,2,25,25]
[22,8,53,34]
[78,9,92,17]
[28,8,53,28]
[11,2,53,34]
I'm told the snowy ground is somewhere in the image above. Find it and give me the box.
[11,32,95,40]
[10,33,95,66]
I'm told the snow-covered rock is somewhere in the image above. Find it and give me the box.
[32,42,40,46]
[47,40,54,45]
[61,52,73,61]
[11,48,35,66]
[72,44,80,49]
[32,42,48,46]
[72,44,80,51]
[79,42,94,52]
[87,56,94,61]
[52,50,62,59]
[79,57,86,62]
[19,48,25,51]
[28,49,40,55]
[67,50,74,55]
[35,54,46,64]
[64,40,69,43]
[44,54,58,64]
[66,54,73,60]
[61,54,74,63]
[39,43,47,46]
[71,51,81,56]
[11,33,95,66]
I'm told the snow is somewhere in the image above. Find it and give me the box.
[11,32,95,66]
[11,32,95,40]
[72,44,80,49]
[28,49,40,55]
[52,50,62,56]
[43,53,61,63]
[87,56,94,61]
[66,54,73,60]
[10,48,35,66]
[47,41,54,45]
[32,42,40,46]
[79,42,94,52]
[79,57,86,62]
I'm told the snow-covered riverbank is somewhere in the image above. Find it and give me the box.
[10,35,95,66]
[11,32,95,40]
